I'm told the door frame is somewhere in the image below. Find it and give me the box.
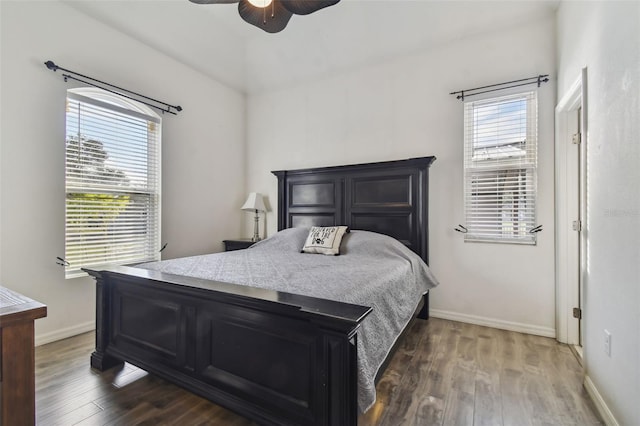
[555,68,588,344]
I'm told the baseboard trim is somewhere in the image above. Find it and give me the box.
[584,375,619,426]
[35,321,95,347]
[430,309,556,338]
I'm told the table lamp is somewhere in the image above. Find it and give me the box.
[241,192,266,242]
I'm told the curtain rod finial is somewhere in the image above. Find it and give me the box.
[44,60,58,71]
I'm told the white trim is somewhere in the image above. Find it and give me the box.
[35,321,94,347]
[584,375,619,426]
[430,309,556,338]
[554,68,588,345]
[556,74,584,111]
[68,87,161,121]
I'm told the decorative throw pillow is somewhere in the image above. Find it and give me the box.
[301,226,350,255]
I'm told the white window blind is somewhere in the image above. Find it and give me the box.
[463,91,538,244]
[65,89,161,278]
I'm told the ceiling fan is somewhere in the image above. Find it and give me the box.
[189,0,340,33]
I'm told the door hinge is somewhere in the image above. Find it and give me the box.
[572,132,581,145]
[572,220,582,232]
[573,307,582,319]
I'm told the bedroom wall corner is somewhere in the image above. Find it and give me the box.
[556,2,640,424]
[0,0,246,344]
[245,14,557,337]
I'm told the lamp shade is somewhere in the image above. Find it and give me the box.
[241,192,266,212]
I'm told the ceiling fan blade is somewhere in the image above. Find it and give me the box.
[280,0,339,15]
[188,0,239,4]
[238,0,292,33]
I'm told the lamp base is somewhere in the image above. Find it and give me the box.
[251,210,261,242]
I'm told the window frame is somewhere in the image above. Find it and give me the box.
[64,88,162,278]
[463,91,538,245]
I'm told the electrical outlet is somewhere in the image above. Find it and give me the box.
[604,330,611,356]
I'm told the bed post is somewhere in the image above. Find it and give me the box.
[273,170,287,231]
[323,332,359,425]
[86,270,124,371]
[417,292,430,320]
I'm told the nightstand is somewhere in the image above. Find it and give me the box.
[223,239,256,252]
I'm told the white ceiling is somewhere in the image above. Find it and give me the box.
[64,0,558,94]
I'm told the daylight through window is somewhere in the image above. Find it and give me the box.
[463,92,538,244]
[64,88,161,278]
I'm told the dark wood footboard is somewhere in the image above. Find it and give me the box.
[85,266,371,426]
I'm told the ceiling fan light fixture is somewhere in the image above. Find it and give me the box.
[247,0,272,7]
[188,0,340,33]
[239,0,292,33]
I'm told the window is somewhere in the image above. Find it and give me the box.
[65,88,161,278]
[463,91,538,244]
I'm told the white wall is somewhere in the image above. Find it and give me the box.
[246,16,557,335]
[0,1,246,344]
[557,2,640,424]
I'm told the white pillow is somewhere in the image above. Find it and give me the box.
[301,226,350,255]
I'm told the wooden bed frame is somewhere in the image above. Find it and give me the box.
[86,156,436,426]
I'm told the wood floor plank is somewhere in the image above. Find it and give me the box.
[473,328,503,426]
[537,337,603,425]
[474,370,503,426]
[40,402,103,426]
[36,366,131,421]
[441,389,474,426]
[34,319,603,425]
[496,329,536,426]
[392,318,458,425]
[377,316,446,425]
[441,322,477,426]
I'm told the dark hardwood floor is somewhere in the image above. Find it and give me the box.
[35,318,602,425]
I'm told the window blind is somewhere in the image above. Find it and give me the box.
[65,91,161,278]
[463,92,537,244]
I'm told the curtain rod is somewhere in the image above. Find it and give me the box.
[450,74,549,101]
[44,60,182,115]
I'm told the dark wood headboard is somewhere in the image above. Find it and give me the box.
[272,156,436,264]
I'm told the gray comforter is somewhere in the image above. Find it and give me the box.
[138,227,439,412]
